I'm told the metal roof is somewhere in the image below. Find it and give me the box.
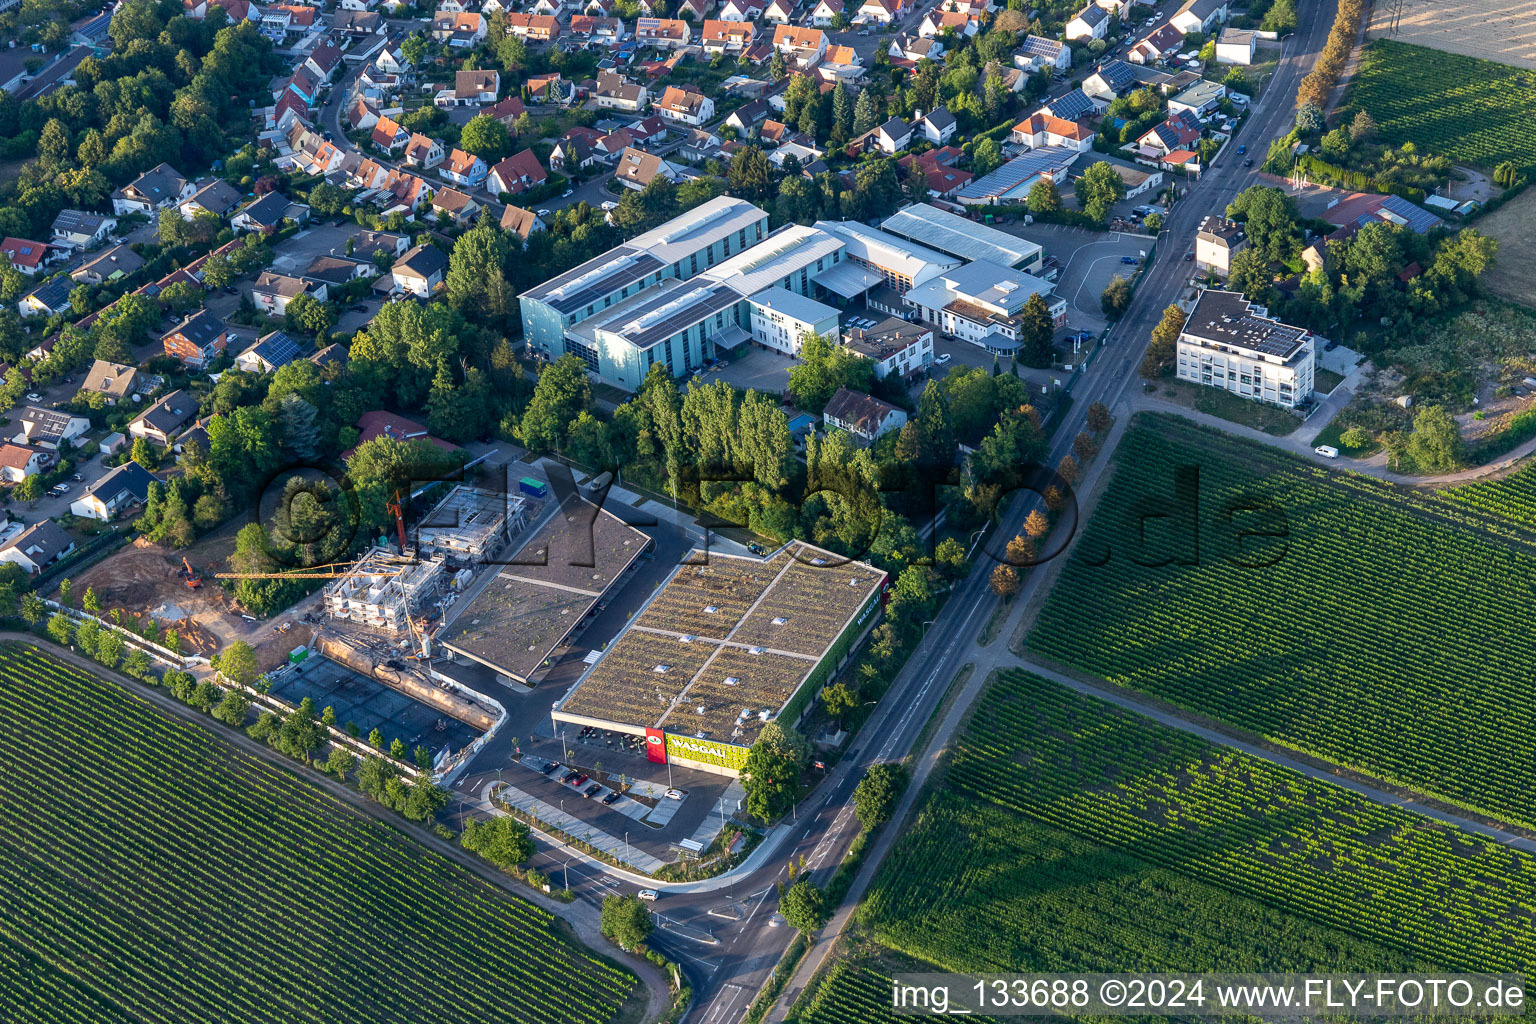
[814,260,883,298]
[880,204,1042,268]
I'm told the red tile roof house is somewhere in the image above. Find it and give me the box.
[161,308,229,369]
[0,238,54,276]
[371,115,409,154]
[404,133,446,169]
[346,411,459,458]
[487,149,549,196]
[487,95,527,127]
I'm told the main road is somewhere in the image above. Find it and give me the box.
[489,3,1341,1020]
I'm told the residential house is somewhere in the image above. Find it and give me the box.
[680,128,723,163]
[352,230,410,262]
[1039,87,1096,121]
[763,0,794,21]
[760,119,791,145]
[1011,111,1096,153]
[656,85,715,126]
[392,244,449,297]
[1015,34,1070,73]
[380,169,434,212]
[768,138,823,167]
[128,389,195,445]
[1167,79,1226,117]
[550,136,597,173]
[1083,58,1140,100]
[1194,215,1245,276]
[252,272,326,316]
[1137,108,1203,154]
[898,147,973,197]
[111,163,193,216]
[439,148,488,188]
[303,42,343,83]
[592,71,648,111]
[333,10,386,37]
[594,128,637,159]
[50,209,116,250]
[77,360,141,405]
[1175,288,1312,408]
[915,106,956,144]
[771,25,827,67]
[919,9,975,36]
[437,68,499,107]
[809,0,842,25]
[841,318,933,380]
[349,158,391,191]
[231,192,308,235]
[875,116,912,154]
[699,18,754,52]
[854,0,905,24]
[525,72,573,104]
[162,308,229,368]
[0,237,56,277]
[13,407,89,450]
[70,462,156,521]
[371,115,409,153]
[375,42,411,73]
[1216,26,1255,64]
[356,62,401,97]
[430,187,482,226]
[630,113,671,145]
[17,277,72,318]
[888,32,941,63]
[1170,0,1227,34]
[0,520,74,573]
[347,96,381,132]
[530,0,565,13]
[0,442,51,483]
[505,13,560,40]
[1065,3,1108,40]
[678,0,710,17]
[404,133,446,169]
[487,149,549,195]
[69,244,144,285]
[432,11,487,45]
[500,206,547,245]
[487,95,528,126]
[1130,22,1184,63]
[177,179,243,221]
[725,98,769,136]
[614,146,680,189]
[302,255,372,289]
[823,387,906,442]
[720,0,763,17]
[635,17,690,47]
[235,330,304,374]
[818,44,864,83]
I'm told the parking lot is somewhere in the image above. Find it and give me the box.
[999,222,1153,335]
[704,344,797,396]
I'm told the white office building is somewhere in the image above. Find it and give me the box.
[1175,289,1314,408]
[746,287,841,355]
[903,260,1067,354]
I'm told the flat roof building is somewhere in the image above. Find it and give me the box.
[746,287,842,356]
[1176,289,1314,409]
[904,260,1067,354]
[551,542,885,775]
[880,203,1043,272]
[814,219,961,293]
[841,317,934,380]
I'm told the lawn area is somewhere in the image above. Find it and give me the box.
[1024,413,1536,827]
[1151,378,1303,435]
[1314,366,1345,394]
[1347,39,1536,173]
[1473,186,1536,305]
[0,642,640,1024]
[1310,411,1382,456]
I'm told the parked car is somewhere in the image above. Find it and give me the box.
[572,773,590,787]
[1184,251,1194,261]
[51,483,68,495]
[24,392,40,402]
[663,788,684,800]
[1244,158,1254,168]
[349,303,368,313]
[936,353,952,363]
[637,890,659,902]
[541,761,562,775]
[537,208,552,216]
[1120,256,1138,264]
[71,473,82,482]
[1314,445,1339,459]
[582,783,601,798]
[562,769,580,784]
[601,790,621,805]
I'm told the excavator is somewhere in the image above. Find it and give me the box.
[180,557,202,589]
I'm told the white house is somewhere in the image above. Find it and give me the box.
[0,520,74,574]
[1170,0,1227,34]
[0,442,52,483]
[1194,214,1246,276]
[1065,3,1108,40]
[655,86,715,126]
[70,462,156,521]
[822,387,907,443]
[915,106,956,145]
[841,318,933,380]
[1015,34,1070,73]
[1215,27,1255,64]
[110,163,194,216]
[1175,288,1313,408]
[13,407,90,450]
[392,244,449,297]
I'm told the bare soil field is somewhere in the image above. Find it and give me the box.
[1366,0,1536,70]
[1474,189,1536,305]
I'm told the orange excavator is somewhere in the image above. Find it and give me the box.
[180,557,202,589]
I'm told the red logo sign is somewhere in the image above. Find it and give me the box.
[645,728,667,764]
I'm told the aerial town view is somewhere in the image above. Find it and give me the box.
[1,0,1534,1017]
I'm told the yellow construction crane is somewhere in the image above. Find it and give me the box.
[213,558,417,580]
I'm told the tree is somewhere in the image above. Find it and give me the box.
[779,880,827,933]
[46,612,75,647]
[217,640,259,688]
[15,474,43,502]
[308,182,346,217]
[460,113,511,160]
[82,586,101,614]
[1018,293,1054,369]
[1074,431,1098,461]
[285,292,334,337]
[461,815,535,869]
[1145,212,1164,233]
[20,592,44,626]
[853,87,879,134]
[58,578,72,608]
[1405,404,1465,472]
[1320,126,1351,160]
[1227,185,1301,265]
[519,354,591,454]
[742,721,806,821]
[1076,161,1127,224]
[788,334,874,411]
[1494,161,1521,189]
[1006,533,1036,565]
[325,745,357,781]
[213,690,250,727]
[1024,508,1050,539]
[600,894,653,950]
[972,137,1003,178]
[1027,177,1062,215]
[1261,0,1297,32]
[1100,275,1133,318]
[1086,401,1111,433]
[821,681,858,727]
[1140,303,1186,379]
[369,727,384,750]
[447,218,514,322]
[131,435,159,470]
[1340,425,1371,450]
[1349,108,1376,142]
[1295,101,1325,134]
[990,564,1019,597]
[853,761,908,831]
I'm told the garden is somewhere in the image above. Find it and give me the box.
[0,642,639,1024]
[1024,414,1536,827]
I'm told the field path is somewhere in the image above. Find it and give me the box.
[0,632,675,1024]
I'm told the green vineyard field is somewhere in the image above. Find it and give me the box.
[1349,39,1536,172]
[1025,414,1536,827]
[0,643,637,1024]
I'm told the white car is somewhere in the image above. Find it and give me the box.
[1314,445,1339,459]
[663,788,684,800]
[637,889,659,902]
[601,201,617,210]
[25,392,41,402]
[936,353,952,364]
